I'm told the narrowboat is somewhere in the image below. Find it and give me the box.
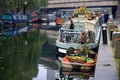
[1,13,29,29]
[40,13,49,23]
[29,13,39,23]
[56,7,101,60]
[55,18,64,25]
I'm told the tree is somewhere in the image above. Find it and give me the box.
[27,0,48,11]
[0,0,48,15]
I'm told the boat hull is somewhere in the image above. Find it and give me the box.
[56,43,99,61]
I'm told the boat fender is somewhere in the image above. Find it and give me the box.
[67,47,74,55]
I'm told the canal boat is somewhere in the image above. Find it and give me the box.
[0,13,29,36]
[55,17,64,25]
[29,13,40,23]
[40,13,49,23]
[56,8,101,60]
[1,13,29,29]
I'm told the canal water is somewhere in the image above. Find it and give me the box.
[0,21,95,80]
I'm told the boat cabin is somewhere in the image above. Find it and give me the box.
[1,13,28,29]
[56,16,101,59]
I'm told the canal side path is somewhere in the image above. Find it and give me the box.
[95,19,119,80]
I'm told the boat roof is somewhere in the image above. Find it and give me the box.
[1,13,28,21]
[63,17,99,25]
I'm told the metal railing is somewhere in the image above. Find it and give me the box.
[60,28,82,43]
[47,0,118,8]
[48,0,118,4]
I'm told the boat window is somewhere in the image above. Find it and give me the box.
[18,15,21,19]
[74,21,85,32]
[13,15,27,20]
[14,15,20,20]
[109,14,113,19]
[13,16,16,20]
[85,22,95,31]
[22,15,27,20]
[62,23,70,29]
[2,15,12,20]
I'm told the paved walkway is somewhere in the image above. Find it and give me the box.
[94,27,118,80]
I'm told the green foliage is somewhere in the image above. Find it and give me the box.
[67,47,74,55]
[0,0,48,14]
[25,0,48,10]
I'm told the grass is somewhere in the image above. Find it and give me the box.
[111,42,120,80]
[115,58,120,80]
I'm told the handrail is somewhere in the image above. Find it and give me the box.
[48,0,118,4]
[63,31,81,34]
[60,28,82,43]
[60,28,83,32]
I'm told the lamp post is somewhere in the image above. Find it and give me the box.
[23,1,27,14]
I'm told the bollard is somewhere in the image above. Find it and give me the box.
[114,38,120,59]
[112,32,120,47]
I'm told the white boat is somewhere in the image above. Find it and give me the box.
[56,15,101,60]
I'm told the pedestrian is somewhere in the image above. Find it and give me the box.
[69,17,74,29]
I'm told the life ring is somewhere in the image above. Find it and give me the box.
[67,47,74,55]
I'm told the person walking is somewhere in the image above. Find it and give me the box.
[69,17,74,29]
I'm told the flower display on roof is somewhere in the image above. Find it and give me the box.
[74,6,89,15]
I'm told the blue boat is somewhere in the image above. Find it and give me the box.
[1,13,29,29]
[0,13,29,37]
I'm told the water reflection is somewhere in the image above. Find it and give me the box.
[32,64,58,80]
[0,26,47,80]
[32,33,59,80]
[29,23,39,31]
[56,60,95,80]
[59,67,94,80]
